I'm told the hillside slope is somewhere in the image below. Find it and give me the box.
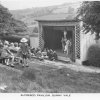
[10,2,81,28]
[0,4,27,36]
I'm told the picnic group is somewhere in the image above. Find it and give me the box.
[0,38,58,67]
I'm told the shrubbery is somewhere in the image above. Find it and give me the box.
[0,35,30,45]
[33,27,38,33]
[86,44,100,67]
[1,36,21,42]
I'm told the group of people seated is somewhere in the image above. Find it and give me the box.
[31,48,58,61]
[0,38,58,68]
[0,38,30,67]
[0,40,20,67]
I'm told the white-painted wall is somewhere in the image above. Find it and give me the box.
[80,32,96,61]
[79,21,96,63]
[30,35,39,49]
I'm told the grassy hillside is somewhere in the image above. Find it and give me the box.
[0,4,28,37]
[10,2,81,28]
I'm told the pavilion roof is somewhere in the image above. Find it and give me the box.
[35,13,78,22]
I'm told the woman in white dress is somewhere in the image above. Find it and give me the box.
[64,39,71,58]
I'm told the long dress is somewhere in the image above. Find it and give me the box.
[64,40,71,57]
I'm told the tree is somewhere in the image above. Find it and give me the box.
[77,1,100,40]
[10,18,27,33]
[0,4,12,35]
[33,26,38,33]
[0,4,27,36]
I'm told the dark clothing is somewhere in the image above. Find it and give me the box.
[20,43,30,59]
[47,50,54,61]
[31,48,36,55]
[20,43,29,54]
[22,53,27,59]
[53,52,58,60]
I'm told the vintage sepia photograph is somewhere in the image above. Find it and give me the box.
[0,0,100,96]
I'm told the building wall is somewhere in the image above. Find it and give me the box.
[80,31,100,66]
[30,34,39,48]
[79,21,97,63]
[80,33,96,61]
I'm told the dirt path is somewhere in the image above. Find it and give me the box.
[1,59,100,73]
[31,59,100,73]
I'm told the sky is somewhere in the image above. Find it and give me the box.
[0,0,82,10]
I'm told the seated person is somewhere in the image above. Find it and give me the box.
[1,41,14,67]
[36,48,41,53]
[31,48,36,56]
[53,51,58,60]
[47,49,50,59]
[9,42,17,54]
[42,48,48,58]
[0,40,3,55]
[9,42,14,49]
[14,42,20,51]
[36,50,44,61]
[48,49,54,61]
[0,42,4,63]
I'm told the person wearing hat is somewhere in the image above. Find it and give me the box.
[20,38,30,67]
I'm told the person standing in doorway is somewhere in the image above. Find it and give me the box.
[20,38,30,67]
[61,37,66,52]
[64,39,71,58]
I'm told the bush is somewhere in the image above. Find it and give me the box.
[1,36,21,42]
[86,44,100,67]
[0,35,30,45]
[33,27,38,33]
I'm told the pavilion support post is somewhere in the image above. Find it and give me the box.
[72,28,76,62]
[75,23,81,64]
[39,24,44,50]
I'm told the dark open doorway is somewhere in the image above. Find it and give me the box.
[43,26,73,49]
[43,26,74,60]
[43,26,64,50]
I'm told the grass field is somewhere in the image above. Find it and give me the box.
[0,62,100,93]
